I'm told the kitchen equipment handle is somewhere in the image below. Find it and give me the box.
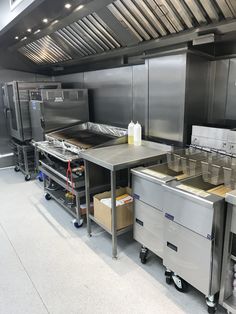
[40,118,45,129]
[167,241,178,252]
[135,218,143,226]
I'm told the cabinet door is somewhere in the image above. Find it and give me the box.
[134,199,163,258]
[132,174,164,209]
[163,218,212,295]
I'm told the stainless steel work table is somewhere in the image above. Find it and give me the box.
[81,142,170,258]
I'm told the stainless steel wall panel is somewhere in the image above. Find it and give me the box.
[208,60,229,124]
[132,63,149,136]
[148,54,187,144]
[225,59,236,120]
[84,67,133,128]
[185,53,209,142]
[57,52,209,143]
[55,73,84,89]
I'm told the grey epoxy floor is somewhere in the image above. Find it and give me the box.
[0,168,226,314]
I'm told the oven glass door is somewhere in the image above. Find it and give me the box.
[6,82,24,141]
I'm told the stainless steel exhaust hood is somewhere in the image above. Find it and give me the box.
[8,0,236,68]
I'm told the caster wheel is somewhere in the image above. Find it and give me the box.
[73,219,83,228]
[25,175,31,181]
[140,256,147,264]
[173,275,188,293]
[45,193,51,201]
[208,306,216,314]
[139,247,148,264]
[14,166,20,172]
[165,270,172,285]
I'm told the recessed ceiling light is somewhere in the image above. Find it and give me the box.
[75,4,84,11]
[27,28,32,33]
[64,3,71,9]
[51,20,59,26]
[42,18,48,23]
[34,29,41,34]
[15,36,19,40]
[21,36,27,41]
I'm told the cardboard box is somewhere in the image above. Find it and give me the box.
[80,203,93,216]
[93,187,133,231]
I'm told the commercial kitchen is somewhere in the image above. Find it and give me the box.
[2,1,236,314]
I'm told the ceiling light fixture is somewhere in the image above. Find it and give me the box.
[15,36,19,40]
[75,4,84,11]
[27,28,32,33]
[21,36,27,41]
[34,29,41,34]
[51,20,59,26]
[64,3,72,9]
[42,18,48,23]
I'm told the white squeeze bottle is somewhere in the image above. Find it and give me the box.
[128,121,134,144]
[134,121,142,146]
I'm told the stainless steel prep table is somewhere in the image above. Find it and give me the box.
[81,141,171,258]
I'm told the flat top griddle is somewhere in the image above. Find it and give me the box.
[36,122,127,162]
[51,129,116,149]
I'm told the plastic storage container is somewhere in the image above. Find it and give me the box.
[134,122,142,146]
[128,121,134,145]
